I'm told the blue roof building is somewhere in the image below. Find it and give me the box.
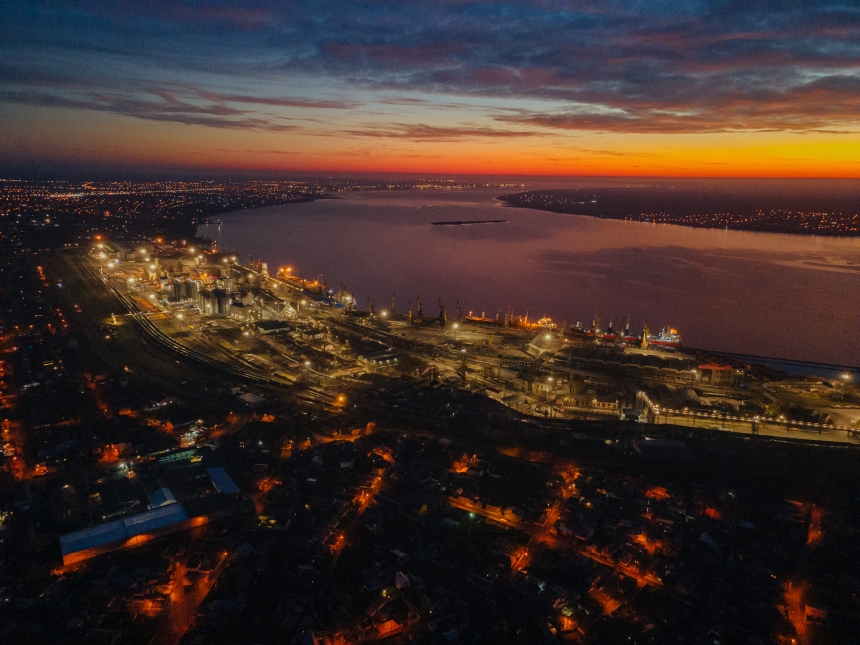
[207,467,240,495]
[60,503,190,565]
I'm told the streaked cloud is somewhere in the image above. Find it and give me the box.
[195,90,361,110]
[340,123,550,142]
[1,88,297,132]
[1,1,859,174]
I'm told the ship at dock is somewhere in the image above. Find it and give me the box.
[465,309,680,349]
[465,308,556,330]
[567,314,682,349]
[649,327,682,348]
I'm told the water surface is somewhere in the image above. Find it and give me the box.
[200,187,860,366]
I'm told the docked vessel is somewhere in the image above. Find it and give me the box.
[458,307,681,349]
[566,316,681,350]
[648,327,682,348]
[465,309,557,330]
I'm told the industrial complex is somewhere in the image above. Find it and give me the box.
[0,211,858,645]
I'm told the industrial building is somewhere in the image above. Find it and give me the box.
[58,456,243,566]
[197,288,231,315]
[60,501,191,566]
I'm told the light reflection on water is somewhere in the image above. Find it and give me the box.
[201,187,860,365]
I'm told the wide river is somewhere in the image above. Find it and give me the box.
[200,186,860,366]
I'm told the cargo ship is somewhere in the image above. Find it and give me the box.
[648,327,682,348]
[567,315,681,349]
[465,309,556,330]
[464,309,681,349]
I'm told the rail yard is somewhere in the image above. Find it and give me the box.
[2,229,860,645]
[73,238,859,444]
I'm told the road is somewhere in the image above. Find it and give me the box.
[73,252,860,447]
[159,548,234,644]
[286,469,388,642]
[652,409,859,444]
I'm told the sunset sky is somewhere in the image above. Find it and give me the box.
[2,1,860,178]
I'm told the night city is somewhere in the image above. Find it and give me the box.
[1,3,860,644]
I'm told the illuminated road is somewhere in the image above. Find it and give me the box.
[653,409,859,444]
[286,468,388,642]
[160,549,233,645]
[79,253,860,447]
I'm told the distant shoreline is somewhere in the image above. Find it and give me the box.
[497,190,860,237]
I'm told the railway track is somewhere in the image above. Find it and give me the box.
[80,259,287,387]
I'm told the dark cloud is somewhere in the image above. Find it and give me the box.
[1,89,297,132]
[493,74,860,133]
[1,1,859,135]
[196,90,361,110]
[339,123,549,142]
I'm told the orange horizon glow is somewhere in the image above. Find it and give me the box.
[5,107,857,179]
[3,3,860,179]
[7,142,858,179]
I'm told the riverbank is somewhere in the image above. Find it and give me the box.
[498,186,860,236]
